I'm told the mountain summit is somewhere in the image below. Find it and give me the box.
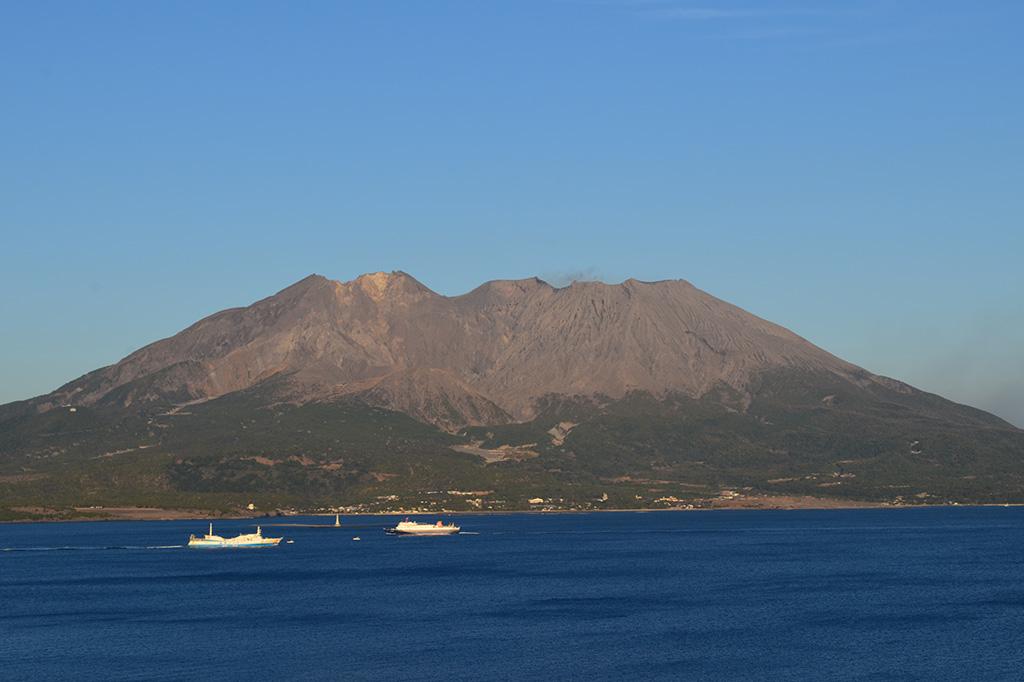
[34,272,867,427]
[2,272,1021,515]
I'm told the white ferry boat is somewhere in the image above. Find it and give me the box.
[388,519,461,536]
[187,523,283,548]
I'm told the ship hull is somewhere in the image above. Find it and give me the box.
[187,541,281,548]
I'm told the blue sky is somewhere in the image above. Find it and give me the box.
[1,1,1022,425]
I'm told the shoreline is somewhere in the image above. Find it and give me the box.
[2,496,1020,524]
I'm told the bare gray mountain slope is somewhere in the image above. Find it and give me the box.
[11,271,985,430]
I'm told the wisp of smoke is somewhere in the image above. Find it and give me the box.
[542,267,607,288]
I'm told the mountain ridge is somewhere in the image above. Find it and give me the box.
[19,270,876,427]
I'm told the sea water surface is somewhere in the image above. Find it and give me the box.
[2,508,1024,680]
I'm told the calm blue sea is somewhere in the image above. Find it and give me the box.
[2,508,1024,680]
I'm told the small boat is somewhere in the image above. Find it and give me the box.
[187,523,283,548]
[388,519,461,536]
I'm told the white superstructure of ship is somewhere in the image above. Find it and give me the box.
[187,523,283,548]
